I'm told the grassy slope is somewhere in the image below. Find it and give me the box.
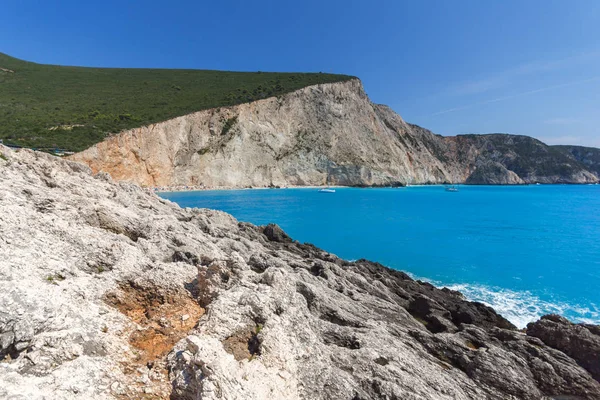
[0,52,354,152]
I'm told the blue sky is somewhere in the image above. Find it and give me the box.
[2,0,599,147]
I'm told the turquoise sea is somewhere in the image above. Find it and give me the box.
[160,185,600,328]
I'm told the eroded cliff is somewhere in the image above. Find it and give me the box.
[70,79,464,188]
[69,79,599,187]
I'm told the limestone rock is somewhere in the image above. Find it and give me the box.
[2,145,600,399]
[465,161,525,185]
[69,81,599,188]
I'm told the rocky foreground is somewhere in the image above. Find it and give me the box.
[1,146,600,399]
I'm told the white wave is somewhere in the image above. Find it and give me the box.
[405,272,599,328]
[441,283,600,328]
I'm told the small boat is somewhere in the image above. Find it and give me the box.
[445,184,459,192]
[319,188,336,193]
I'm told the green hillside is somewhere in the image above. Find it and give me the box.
[0,52,354,152]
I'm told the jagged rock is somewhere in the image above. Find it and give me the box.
[349,259,515,331]
[1,146,600,399]
[408,294,457,333]
[527,314,600,382]
[262,223,292,243]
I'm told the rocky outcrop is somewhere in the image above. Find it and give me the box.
[69,80,599,188]
[464,161,524,185]
[2,145,600,399]
[527,314,600,382]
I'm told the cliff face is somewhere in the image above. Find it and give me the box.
[68,80,465,188]
[554,145,600,176]
[70,80,599,187]
[2,145,600,399]
[442,134,599,184]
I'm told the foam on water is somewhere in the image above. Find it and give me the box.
[385,271,600,328]
[441,282,600,328]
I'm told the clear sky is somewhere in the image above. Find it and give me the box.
[2,0,599,147]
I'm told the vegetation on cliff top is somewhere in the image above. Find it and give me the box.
[0,52,354,152]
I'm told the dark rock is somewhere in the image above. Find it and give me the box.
[323,330,361,349]
[527,314,600,382]
[310,262,328,279]
[408,295,457,333]
[449,301,515,330]
[262,223,292,243]
[426,314,458,334]
[409,324,600,399]
[408,295,449,318]
[349,259,515,331]
[248,254,269,273]
[172,251,200,266]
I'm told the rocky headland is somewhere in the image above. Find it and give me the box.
[69,79,599,188]
[2,145,600,399]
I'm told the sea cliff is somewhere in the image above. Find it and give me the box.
[69,79,461,188]
[2,145,600,399]
[69,80,599,188]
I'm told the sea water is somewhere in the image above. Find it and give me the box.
[159,185,600,328]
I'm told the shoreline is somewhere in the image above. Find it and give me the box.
[150,184,354,193]
[150,182,599,194]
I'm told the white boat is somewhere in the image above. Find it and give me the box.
[445,184,459,192]
[319,188,336,193]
